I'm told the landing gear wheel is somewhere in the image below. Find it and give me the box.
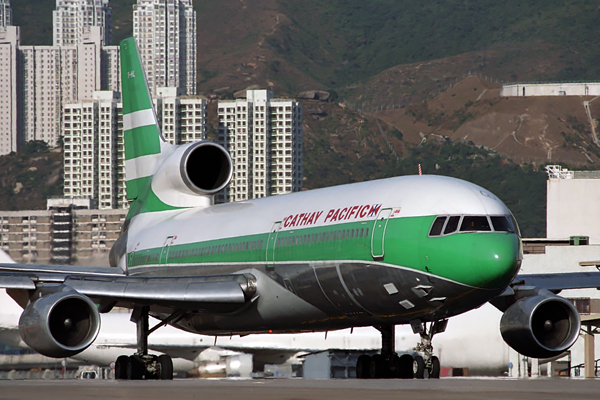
[115,355,128,380]
[356,355,372,379]
[369,354,386,379]
[398,354,414,379]
[387,355,401,378]
[413,355,425,379]
[429,356,440,379]
[127,355,144,380]
[157,354,173,380]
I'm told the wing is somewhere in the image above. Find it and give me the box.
[512,272,600,291]
[0,263,257,312]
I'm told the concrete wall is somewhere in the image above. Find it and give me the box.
[501,82,600,97]
[547,178,600,244]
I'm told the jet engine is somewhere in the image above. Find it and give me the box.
[500,291,580,359]
[18,288,100,358]
[153,140,233,198]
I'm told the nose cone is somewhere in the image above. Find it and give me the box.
[471,233,521,289]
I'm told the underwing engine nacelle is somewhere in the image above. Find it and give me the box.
[18,286,100,358]
[152,141,233,204]
[500,289,580,359]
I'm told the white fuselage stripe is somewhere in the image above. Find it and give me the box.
[125,153,162,181]
[123,109,156,131]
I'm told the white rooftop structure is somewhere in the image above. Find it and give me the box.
[545,165,600,244]
[502,82,600,97]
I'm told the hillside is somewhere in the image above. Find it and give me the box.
[13,0,600,95]
[373,75,600,165]
[0,142,63,210]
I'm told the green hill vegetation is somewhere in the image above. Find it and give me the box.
[270,0,600,87]
[13,0,600,89]
[0,142,63,210]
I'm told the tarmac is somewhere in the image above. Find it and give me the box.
[0,378,600,400]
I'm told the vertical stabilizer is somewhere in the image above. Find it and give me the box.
[120,37,170,213]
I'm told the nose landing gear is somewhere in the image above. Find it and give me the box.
[356,319,447,379]
[411,319,447,379]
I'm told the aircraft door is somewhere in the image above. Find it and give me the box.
[265,222,281,267]
[371,208,392,261]
[159,236,174,264]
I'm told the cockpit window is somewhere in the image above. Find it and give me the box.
[460,216,491,232]
[490,216,515,233]
[429,214,519,237]
[429,216,447,236]
[444,216,460,235]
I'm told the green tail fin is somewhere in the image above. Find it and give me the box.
[120,37,165,203]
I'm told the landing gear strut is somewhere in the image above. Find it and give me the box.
[411,319,447,379]
[114,306,174,380]
[356,320,446,379]
[356,324,412,379]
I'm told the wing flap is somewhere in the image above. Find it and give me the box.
[65,278,247,305]
[0,275,36,290]
[0,263,124,277]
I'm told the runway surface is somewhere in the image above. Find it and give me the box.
[1,378,600,400]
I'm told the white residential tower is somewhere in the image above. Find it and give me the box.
[218,89,303,202]
[133,0,196,96]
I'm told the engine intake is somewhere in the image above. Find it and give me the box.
[500,292,580,359]
[182,142,232,195]
[151,141,233,207]
[19,288,100,358]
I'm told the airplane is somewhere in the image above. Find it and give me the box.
[0,36,595,381]
[0,283,509,377]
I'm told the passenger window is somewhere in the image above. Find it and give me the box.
[444,216,460,234]
[429,217,447,236]
[460,216,491,232]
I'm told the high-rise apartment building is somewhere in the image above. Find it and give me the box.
[133,0,196,96]
[19,27,120,148]
[53,0,111,47]
[155,87,206,145]
[218,90,303,202]
[0,1,120,155]
[0,25,19,155]
[63,91,126,210]
[0,0,11,28]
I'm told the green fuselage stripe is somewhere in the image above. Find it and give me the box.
[128,215,521,289]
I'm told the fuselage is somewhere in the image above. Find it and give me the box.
[122,175,522,335]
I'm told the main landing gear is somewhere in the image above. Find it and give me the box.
[356,319,447,379]
[114,306,174,380]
